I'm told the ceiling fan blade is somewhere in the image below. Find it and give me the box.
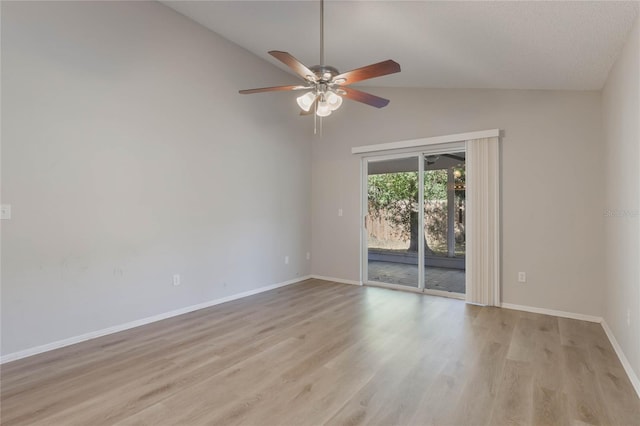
[239,85,307,95]
[333,60,401,85]
[341,87,390,108]
[269,51,317,82]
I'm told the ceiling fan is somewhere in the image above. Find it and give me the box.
[239,0,401,119]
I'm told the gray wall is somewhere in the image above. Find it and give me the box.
[311,88,604,316]
[1,1,312,356]
[602,16,640,386]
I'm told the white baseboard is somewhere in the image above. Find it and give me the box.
[0,275,311,364]
[601,320,640,398]
[500,302,603,323]
[309,275,362,286]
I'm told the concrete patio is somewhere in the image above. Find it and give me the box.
[367,260,465,294]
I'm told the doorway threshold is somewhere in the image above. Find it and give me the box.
[364,281,465,300]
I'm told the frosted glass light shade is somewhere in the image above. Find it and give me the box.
[326,91,343,111]
[316,100,332,117]
[296,92,317,112]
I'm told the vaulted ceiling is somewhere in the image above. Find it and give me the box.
[163,1,639,90]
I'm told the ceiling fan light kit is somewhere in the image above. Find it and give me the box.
[239,0,401,122]
[296,91,317,112]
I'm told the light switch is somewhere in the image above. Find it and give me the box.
[1,204,11,220]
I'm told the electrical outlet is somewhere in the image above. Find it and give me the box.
[306,252,311,261]
[173,274,181,286]
[338,208,343,217]
[518,272,526,283]
[284,256,289,265]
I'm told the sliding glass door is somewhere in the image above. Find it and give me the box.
[363,147,466,297]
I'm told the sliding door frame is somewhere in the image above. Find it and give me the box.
[360,142,466,300]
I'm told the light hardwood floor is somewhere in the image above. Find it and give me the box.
[1,279,639,425]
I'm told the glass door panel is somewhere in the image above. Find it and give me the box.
[366,156,419,288]
[423,152,466,294]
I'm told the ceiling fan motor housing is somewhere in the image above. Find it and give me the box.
[310,65,340,82]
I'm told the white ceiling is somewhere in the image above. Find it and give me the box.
[163,1,639,90]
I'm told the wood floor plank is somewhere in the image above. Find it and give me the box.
[562,345,612,425]
[532,385,570,426]
[2,280,639,426]
[322,339,429,426]
[531,323,565,392]
[449,340,509,426]
[262,332,409,426]
[506,317,538,362]
[368,352,448,426]
[488,359,534,426]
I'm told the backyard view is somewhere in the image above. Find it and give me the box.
[367,168,465,256]
[367,153,466,293]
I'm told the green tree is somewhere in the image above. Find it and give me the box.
[368,170,448,253]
